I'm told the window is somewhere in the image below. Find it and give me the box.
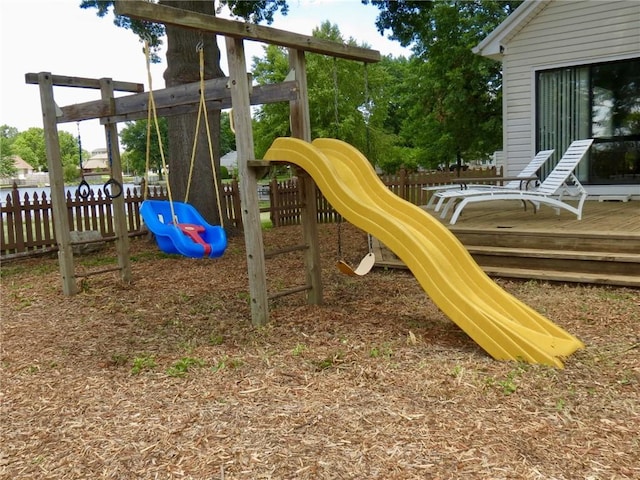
[536,58,640,184]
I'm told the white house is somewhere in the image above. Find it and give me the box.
[83,148,109,173]
[474,0,640,198]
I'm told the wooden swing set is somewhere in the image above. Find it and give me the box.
[27,0,380,326]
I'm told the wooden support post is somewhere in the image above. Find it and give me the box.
[100,78,132,283]
[38,72,77,295]
[289,49,323,305]
[226,37,269,326]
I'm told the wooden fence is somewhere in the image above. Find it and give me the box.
[1,166,500,258]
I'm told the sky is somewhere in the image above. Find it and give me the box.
[0,0,411,153]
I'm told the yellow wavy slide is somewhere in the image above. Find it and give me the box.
[264,137,584,367]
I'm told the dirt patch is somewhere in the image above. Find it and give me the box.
[1,223,639,479]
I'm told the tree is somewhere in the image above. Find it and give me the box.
[251,21,397,168]
[1,125,18,177]
[120,118,169,178]
[81,0,289,227]
[12,128,48,172]
[366,0,522,169]
[10,127,81,181]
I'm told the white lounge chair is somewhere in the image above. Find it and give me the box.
[438,139,594,224]
[425,149,554,210]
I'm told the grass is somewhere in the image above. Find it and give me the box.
[166,356,206,377]
[131,355,156,375]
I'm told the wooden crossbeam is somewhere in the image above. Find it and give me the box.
[25,73,143,93]
[114,1,381,63]
[52,79,297,123]
[268,284,311,301]
[264,244,308,259]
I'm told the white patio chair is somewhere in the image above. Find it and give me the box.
[425,149,554,210]
[438,139,594,224]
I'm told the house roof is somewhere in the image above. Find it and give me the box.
[11,155,33,170]
[472,0,550,60]
[221,151,237,169]
[83,158,109,170]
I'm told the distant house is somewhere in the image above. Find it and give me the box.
[10,156,34,178]
[83,148,109,173]
[474,0,640,198]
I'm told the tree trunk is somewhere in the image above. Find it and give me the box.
[160,0,228,227]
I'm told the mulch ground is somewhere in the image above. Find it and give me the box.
[1,223,639,479]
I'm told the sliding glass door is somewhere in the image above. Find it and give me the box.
[536,58,640,185]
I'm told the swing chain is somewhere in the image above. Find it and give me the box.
[332,57,339,139]
[103,128,123,200]
[76,122,91,199]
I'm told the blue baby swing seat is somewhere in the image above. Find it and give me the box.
[140,200,227,259]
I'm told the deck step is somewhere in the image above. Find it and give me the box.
[480,266,640,288]
[467,245,640,277]
[451,228,640,254]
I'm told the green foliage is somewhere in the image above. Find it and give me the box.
[219,111,236,156]
[210,355,243,373]
[1,125,18,177]
[119,118,169,177]
[378,145,422,174]
[368,0,522,167]
[131,355,156,375]
[485,361,529,396]
[63,163,79,183]
[59,130,82,170]
[312,350,345,371]
[8,127,81,176]
[291,343,307,356]
[166,356,206,377]
[369,344,393,359]
[251,21,397,168]
[11,128,48,172]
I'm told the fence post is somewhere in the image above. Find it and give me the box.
[269,177,280,227]
[11,183,25,253]
[399,168,407,201]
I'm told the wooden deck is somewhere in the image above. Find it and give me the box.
[437,198,639,234]
[373,199,640,287]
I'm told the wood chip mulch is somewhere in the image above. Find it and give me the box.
[1,223,639,479]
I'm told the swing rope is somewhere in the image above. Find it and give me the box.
[143,62,153,202]
[363,62,371,158]
[333,56,344,258]
[144,39,176,224]
[185,41,225,227]
[332,57,340,139]
[332,59,375,276]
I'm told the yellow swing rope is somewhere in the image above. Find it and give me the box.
[185,43,225,227]
[144,40,176,224]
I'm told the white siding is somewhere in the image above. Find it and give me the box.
[501,0,640,176]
